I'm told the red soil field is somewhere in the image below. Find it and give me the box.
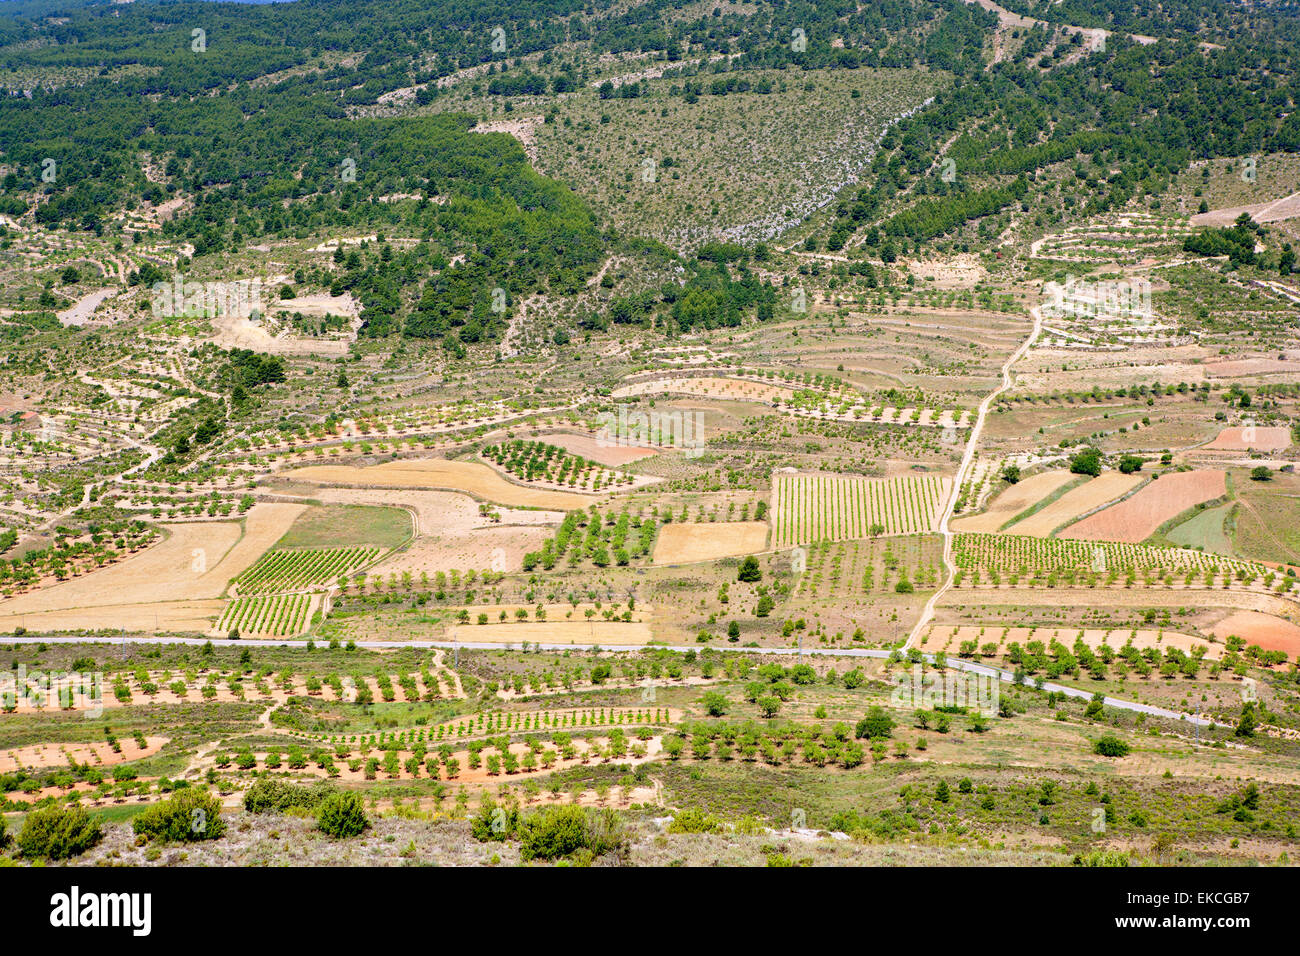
[1203,426,1292,452]
[1059,470,1226,544]
[1210,611,1300,657]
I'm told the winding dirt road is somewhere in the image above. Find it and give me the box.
[905,304,1044,648]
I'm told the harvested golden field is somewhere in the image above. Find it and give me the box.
[282,459,593,510]
[0,600,227,635]
[952,470,1076,533]
[1001,472,1142,538]
[652,521,769,564]
[1060,470,1226,544]
[0,504,303,633]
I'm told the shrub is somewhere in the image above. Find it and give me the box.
[737,556,761,582]
[317,791,369,838]
[0,813,7,849]
[668,808,723,834]
[855,706,895,739]
[1069,446,1103,476]
[18,806,102,860]
[518,805,626,862]
[471,796,519,842]
[244,778,333,814]
[1092,735,1131,757]
[133,788,226,842]
[1072,850,1130,867]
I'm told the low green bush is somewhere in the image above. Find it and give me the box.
[18,806,102,860]
[244,778,333,814]
[133,788,226,843]
[317,791,369,838]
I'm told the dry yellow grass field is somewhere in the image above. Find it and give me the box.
[952,469,1076,533]
[0,504,303,633]
[652,521,769,564]
[283,459,593,510]
[1001,472,1142,537]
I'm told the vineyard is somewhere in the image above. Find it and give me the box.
[482,439,633,490]
[952,533,1282,589]
[772,473,948,547]
[235,547,383,594]
[217,593,314,637]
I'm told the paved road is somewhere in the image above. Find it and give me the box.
[906,303,1045,649]
[0,632,1217,728]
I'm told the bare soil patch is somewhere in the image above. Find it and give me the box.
[952,469,1075,533]
[652,521,768,564]
[1210,611,1300,655]
[0,736,167,773]
[1203,426,1292,452]
[1060,470,1226,543]
[283,459,593,510]
[535,431,659,467]
[1003,472,1142,537]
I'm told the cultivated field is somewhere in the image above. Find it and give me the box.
[1204,426,1293,452]
[1060,470,1227,543]
[1210,611,1300,655]
[772,473,949,547]
[1002,473,1142,538]
[536,431,658,467]
[652,521,768,564]
[215,593,316,637]
[235,548,384,595]
[283,460,594,510]
[0,504,303,632]
[952,470,1077,533]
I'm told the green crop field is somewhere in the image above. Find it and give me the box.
[275,505,412,550]
[218,593,313,637]
[236,547,383,595]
